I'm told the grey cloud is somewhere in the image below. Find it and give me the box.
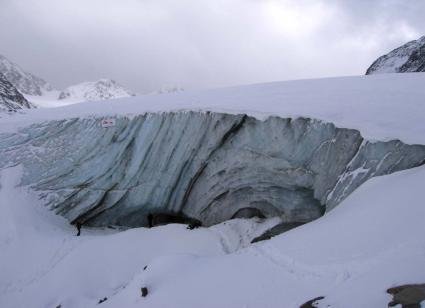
[0,0,424,93]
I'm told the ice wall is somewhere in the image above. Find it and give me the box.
[1,112,424,227]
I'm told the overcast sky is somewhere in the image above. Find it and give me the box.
[0,0,424,93]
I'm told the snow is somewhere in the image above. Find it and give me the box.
[95,165,425,308]
[58,79,135,102]
[0,166,281,308]
[24,91,75,108]
[2,162,424,307]
[0,54,54,96]
[23,79,136,108]
[1,73,425,144]
[1,73,425,307]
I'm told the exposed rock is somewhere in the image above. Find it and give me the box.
[0,73,34,112]
[58,79,135,102]
[0,112,424,227]
[0,54,54,96]
[387,284,425,308]
[300,296,325,308]
[251,222,306,243]
[187,220,202,230]
[366,36,425,75]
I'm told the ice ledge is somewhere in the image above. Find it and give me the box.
[1,73,425,145]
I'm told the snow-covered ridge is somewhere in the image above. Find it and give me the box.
[58,78,135,102]
[366,36,425,74]
[0,54,54,96]
[0,73,34,112]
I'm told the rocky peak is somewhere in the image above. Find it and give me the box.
[0,54,54,96]
[0,73,34,112]
[366,36,425,75]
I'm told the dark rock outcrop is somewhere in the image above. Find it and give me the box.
[300,296,325,308]
[0,73,34,112]
[388,284,425,308]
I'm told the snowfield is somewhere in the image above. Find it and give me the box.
[1,73,425,307]
[1,158,425,307]
[0,73,424,144]
[0,166,282,308]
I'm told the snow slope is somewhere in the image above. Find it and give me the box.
[95,165,425,308]
[0,73,424,145]
[0,166,281,308]
[58,79,135,103]
[1,161,424,307]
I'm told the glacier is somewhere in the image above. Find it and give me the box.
[1,111,424,227]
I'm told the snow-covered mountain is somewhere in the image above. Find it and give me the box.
[0,54,54,96]
[58,79,135,102]
[0,73,34,112]
[366,36,425,74]
[0,55,137,106]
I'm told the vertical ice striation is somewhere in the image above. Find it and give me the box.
[0,112,424,227]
